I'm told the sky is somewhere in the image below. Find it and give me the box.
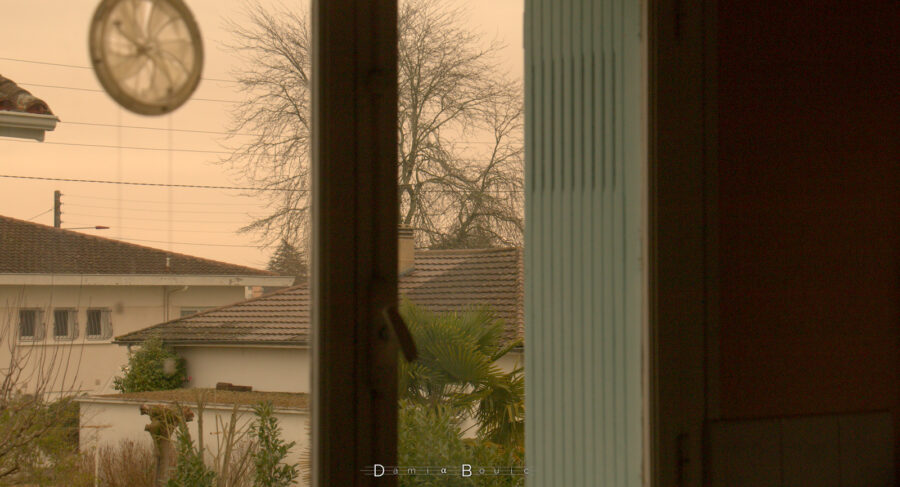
[0,0,523,270]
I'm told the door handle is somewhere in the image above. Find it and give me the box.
[382,305,417,362]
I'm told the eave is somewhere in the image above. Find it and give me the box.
[0,111,59,141]
[0,273,295,287]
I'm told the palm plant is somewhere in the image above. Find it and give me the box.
[398,301,524,447]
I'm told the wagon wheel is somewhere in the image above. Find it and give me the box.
[89,0,203,115]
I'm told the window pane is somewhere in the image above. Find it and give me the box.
[53,309,68,338]
[0,1,522,484]
[19,310,35,338]
[87,309,102,337]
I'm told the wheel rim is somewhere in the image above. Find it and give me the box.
[90,0,203,115]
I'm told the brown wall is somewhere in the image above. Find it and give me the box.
[717,0,900,424]
[717,0,899,423]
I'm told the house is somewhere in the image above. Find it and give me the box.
[0,74,58,141]
[77,232,523,480]
[113,240,523,392]
[0,215,294,395]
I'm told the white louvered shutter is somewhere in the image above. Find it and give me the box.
[101,310,113,339]
[68,310,79,340]
[34,310,46,340]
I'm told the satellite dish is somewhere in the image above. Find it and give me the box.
[89,0,204,115]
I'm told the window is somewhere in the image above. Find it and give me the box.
[53,309,78,340]
[180,307,212,318]
[86,309,112,340]
[18,309,43,340]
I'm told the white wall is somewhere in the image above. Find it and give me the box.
[79,398,309,486]
[496,350,523,375]
[178,347,519,396]
[178,346,310,393]
[0,284,247,395]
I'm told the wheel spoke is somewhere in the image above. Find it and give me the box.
[106,49,148,80]
[148,1,179,39]
[117,0,145,43]
[158,47,191,79]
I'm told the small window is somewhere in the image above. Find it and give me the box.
[86,309,112,340]
[18,309,43,340]
[180,307,212,318]
[53,309,78,341]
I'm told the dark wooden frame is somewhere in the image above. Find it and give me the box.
[310,1,399,486]
[648,0,714,485]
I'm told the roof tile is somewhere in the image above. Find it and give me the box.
[117,248,524,345]
[0,215,273,276]
[0,75,52,114]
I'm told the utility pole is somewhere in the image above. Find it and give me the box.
[53,190,62,228]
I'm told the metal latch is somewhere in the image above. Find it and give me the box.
[382,305,417,362]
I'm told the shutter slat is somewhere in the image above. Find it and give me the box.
[525,0,644,485]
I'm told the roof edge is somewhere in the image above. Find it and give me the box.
[76,395,308,413]
[115,284,308,343]
[0,112,58,141]
[0,274,295,287]
[117,338,308,347]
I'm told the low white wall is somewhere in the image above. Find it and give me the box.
[79,397,309,485]
[177,347,518,396]
[496,350,524,374]
[177,346,310,393]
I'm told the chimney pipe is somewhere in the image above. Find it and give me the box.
[398,225,415,275]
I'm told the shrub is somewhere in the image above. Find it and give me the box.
[1,398,87,485]
[251,401,298,487]
[398,400,524,487]
[94,440,156,487]
[168,420,216,487]
[113,336,186,393]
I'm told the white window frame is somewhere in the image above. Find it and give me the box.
[52,308,78,341]
[85,308,113,340]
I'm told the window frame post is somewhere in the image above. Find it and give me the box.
[310,1,400,486]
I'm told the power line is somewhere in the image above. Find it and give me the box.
[0,56,236,84]
[0,174,522,193]
[65,194,259,205]
[0,174,299,192]
[114,236,264,248]
[17,82,238,104]
[66,211,250,224]
[66,202,259,215]
[64,120,257,137]
[2,138,235,155]
[65,222,247,234]
[27,208,52,221]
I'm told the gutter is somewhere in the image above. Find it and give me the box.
[0,111,59,141]
[115,339,309,348]
[0,274,295,287]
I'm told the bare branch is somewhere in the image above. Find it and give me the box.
[221,0,523,251]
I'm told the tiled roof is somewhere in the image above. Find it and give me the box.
[116,248,524,345]
[0,215,273,276]
[0,75,52,114]
[400,248,523,342]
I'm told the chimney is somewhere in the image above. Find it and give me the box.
[398,225,415,275]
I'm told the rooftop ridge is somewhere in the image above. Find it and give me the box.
[0,214,275,276]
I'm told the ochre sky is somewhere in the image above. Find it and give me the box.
[0,0,523,269]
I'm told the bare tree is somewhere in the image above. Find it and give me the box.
[222,0,524,250]
[0,294,84,480]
